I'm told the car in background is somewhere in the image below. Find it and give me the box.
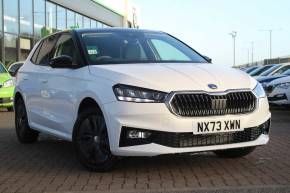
[8,62,24,77]
[0,62,15,111]
[266,76,290,106]
[257,69,290,88]
[245,66,260,74]
[249,64,275,76]
[255,63,290,79]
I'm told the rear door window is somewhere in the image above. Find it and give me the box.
[35,35,58,65]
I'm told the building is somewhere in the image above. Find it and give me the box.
[239,55,290,67]
[0,0,139,66]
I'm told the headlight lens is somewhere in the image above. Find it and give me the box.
[3,79,14,88]
[275,82,290,89]
[253,82,266,98]
[113,84,168,103]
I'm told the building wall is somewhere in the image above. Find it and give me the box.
[0,0,130,67]
[51,0,124,27]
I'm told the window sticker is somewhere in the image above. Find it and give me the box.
[87,46,98,55]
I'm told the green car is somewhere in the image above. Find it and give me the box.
[0,62,14,111]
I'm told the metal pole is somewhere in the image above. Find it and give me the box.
[229,31,237,67]
[251,41,254,65]
[269,30,272,59]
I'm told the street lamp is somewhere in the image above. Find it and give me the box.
[259,29,282,59]
[229,31,237,67]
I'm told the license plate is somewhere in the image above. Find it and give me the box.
[194,120,242,134]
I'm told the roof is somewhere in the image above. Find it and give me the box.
[73,28,164,34]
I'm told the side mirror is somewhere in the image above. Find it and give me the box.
[203,55,212,63]
[50,55,73,68]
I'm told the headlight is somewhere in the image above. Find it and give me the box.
[113,84,168,103]
[275,82,290,89]
[3,79,14,88]
[253,82,266,98]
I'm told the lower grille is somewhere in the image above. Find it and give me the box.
[119,120,270,148]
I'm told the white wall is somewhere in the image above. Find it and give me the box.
[51,0,125,27]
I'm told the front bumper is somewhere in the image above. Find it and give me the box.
[103,97,271,156]
[0,86,14,107]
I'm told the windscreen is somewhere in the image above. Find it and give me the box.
[259,65,281,76]
[249,65,274,76]
[81,31,207,64]
[0,64,7,73]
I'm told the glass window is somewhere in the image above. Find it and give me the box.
[3,0,18,34]
[83,17,90,28]
[34,0,45,38]
[75,14,83,28]
[4,33,18,66]
[36,35,58,65]
[53,34,80,65]
[81,31,207,65]
[20,0,33,36]
[0,33,3,62]
[90,20,97,28]
[274,65,290,75]
[19,38,32,61]
[46,1,57,33]
[31,41,43,63]
[150,39,191,61]
[57,6,66,30]
[0,62,7,73]
[67,10,75,29]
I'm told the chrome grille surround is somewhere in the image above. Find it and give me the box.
[166,89,258,117]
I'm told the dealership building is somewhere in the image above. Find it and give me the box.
[0,0,139,66]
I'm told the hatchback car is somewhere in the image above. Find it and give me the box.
[0,62,14,111]
[14,29,271,171]
[266,76,290,106]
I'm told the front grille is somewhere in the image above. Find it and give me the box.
[119,120,270,148]
[168,91,256,117]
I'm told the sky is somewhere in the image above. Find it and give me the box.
[132,0,290,66]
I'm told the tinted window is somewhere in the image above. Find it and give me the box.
[53,34,80,65]
[274,66,290,75]
[260,65,281,76]
[36,35,58,65]
[9,63,23,73]
[282,69,290,75]
[81,31,207,64]
[0,63,7,73]
[249,65,274,76]
[31,41,43,63]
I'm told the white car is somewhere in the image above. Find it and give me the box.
[254,63,290,79]
[14,29,271,171]
[266,76,290,106]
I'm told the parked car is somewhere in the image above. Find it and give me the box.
[245,66,260,74]
[249,64,275,76]
[14,29,271,171]
[257,69,290,88]
[266,76,290,106]
[255,63,290,79]
[0,62,15,111]
[8,62,24,77]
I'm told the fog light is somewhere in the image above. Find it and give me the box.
[127,130,151,139]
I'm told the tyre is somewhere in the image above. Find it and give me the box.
[214,147,256,158]
[73,108,116,172]
[7,107,14,112]
[15,98,39,143]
